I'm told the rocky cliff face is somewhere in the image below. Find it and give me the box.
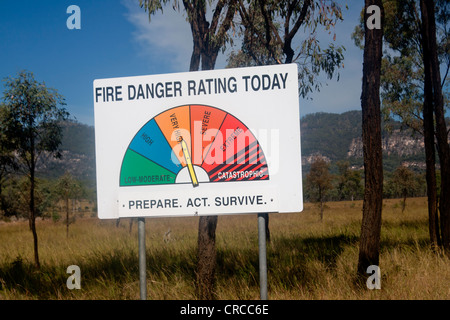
[300,111,431,171]
[36,150,95,181]
[347,129,425,158]
[35,121,96,183]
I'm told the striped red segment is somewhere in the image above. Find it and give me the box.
[201,114,269,182]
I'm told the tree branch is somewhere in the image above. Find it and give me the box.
[257,0,282,63]
[210,0,227,35]
[287,0,311,41]
[214,0,237,49]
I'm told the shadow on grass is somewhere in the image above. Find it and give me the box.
[0,248,197,299]
[0,256,68,299]
[267,234,359,288]
[212,233,361,292]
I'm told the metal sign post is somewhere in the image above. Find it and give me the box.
[138,217,147,300]
[257,213,268,300]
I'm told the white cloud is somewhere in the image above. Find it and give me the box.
[121,0,237,72]
[122,0,192,73]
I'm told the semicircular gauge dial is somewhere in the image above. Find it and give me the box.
[119,105,269,187]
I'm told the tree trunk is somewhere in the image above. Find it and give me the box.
[357,0,384,276]
[401,191,407,214]
[30,161,40,269]
[201,49,219,71]
[319,187,324,221]
[420,0,450,254]
[27,123,40,269]
[182,0,238,298]
[195,45,220,296]
[320,200,324,221]
[66,197,70,238]
[189,10,219,300]
[190,41,201,72]
[196,215,218,299]
[421,19,441,249]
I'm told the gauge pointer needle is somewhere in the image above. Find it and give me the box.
[180,137,199,187]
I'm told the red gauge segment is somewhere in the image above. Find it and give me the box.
[201,114,269,182]
[189,105,227,166]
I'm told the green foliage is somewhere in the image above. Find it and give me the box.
[384,165,424,213]
[335,160,363,201]
[352,0,449,131]
[0,105,19,218]
[381,54,424,133]
[54,172,84,201]
[228,0,346,98]
[1,70,70,267]
[0,176,58,220]
[0,70,71,212]
[305,157,333,203]
[1,71,69,168]
[384,165,420,198]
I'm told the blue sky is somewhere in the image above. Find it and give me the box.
[0,0,364,126]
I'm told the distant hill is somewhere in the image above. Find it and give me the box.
[301,110,427,173]
[301,111,362,162]
[35,111,432,182]
[36,121,96,184]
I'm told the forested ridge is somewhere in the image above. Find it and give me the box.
[37,110,440,184]
[301,110,435,172]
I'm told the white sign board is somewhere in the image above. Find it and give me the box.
[93,64,302,219]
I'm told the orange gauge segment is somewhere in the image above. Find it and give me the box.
[154,105,191,166]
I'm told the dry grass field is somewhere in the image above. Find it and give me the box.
[0,197,449,300]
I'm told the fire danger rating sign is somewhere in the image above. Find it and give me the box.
[93,64,302,219]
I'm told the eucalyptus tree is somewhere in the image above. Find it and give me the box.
[352,0,449,251]
[139,0,238,299]
[305,157,333,221]
[336,160,363,201]
[420,0,450,254]
[357,0,384,277]
[55,172,83,238]
[0,104,18,218]
[2,71,69,268]
[139,0,348,296]
[386,166,418,213]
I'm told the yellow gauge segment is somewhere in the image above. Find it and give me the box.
[180,138,199,187]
